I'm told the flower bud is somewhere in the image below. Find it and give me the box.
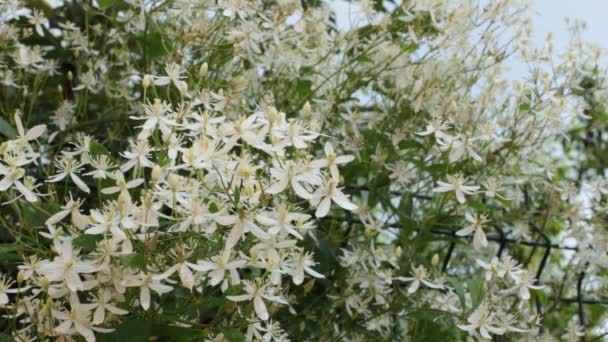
[302,101,311,119]
[177,80,188,96]
[142,74,153,89]
[168,173,180,191]
[152,164,163,183]
[431,253,439,266]
[67,71,73,81]
[117,190,129,209]
[199,62,208,78]
[17,270,24,284]
[268,106,278,123]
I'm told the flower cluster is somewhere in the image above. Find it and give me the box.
[1,0,608,340]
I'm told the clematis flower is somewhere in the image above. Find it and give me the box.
[38,239,97,292]
[227,280,287,321]
[395,265,444,294]
[196,250,247,291]
[455,212,489,250]
[309,176,357,218]
[432,173,480,204]
[47,156,90,193]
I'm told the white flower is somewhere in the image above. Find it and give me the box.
[38,239,97,292]
[0,274,22,305]
[310,142,354,180]
[13,111,46,150]
[416,116,450,139]
[131,98,178,138]
[455,212,489,250]
[286,249,324,285]
[101,172,144,195]
[227,280,287,320]
[266,160,317,199]
[154,62,186,87]
[437,134,482,162]
[256,202,310,240]
[457,303,506,339]
[47,156,90,193]
[124,272,174,311]
[84,155,116,180]
[216,213,270,251]
[310,176,357,218]
[196,250,247,291]
[432,173,480,204]
[89,289,129,325]
[395,265,443,294]
[27,9,49,36]
[0,166,37,202]
[45,195,87,228]
[53,295,110,342]
[503,270,544,300]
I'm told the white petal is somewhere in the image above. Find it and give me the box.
[473,227,487,250]
[315,197,331,218]
[140,286,151,310]
[45,209,70,226]
[254,296,269,320]
[15,181,37,202]
[332,191,357,211]
[71,174,90,193]
[25,124,46,140]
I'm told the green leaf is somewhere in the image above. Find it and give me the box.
[22,203,56,228]
[73,235,102,253]
[120,253,147,271]
[467,277,484,309]
[448,276,466,311]
[89,141,111,159]
[143,31,172,59]
[296,79,312,99]
[222,327,245,342]
[97,0,115,10]
[0,244,22,263]
[0,116,16,139]
[98,319,151,342]
[151,324,207,342]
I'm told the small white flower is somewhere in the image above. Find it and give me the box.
[432,173,479,204]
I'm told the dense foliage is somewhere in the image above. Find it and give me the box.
[0,0,607,340]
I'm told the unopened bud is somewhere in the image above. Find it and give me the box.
[302,101,311,119]
[17,271,25,284]
[431,253,439,266]
[152,165,163,183]
[142,74,153,89]
[167,173,180,191]
[67,71,73,81]
[177,80,188,96]
[117,190,128,208]
[268,106,278,122]
[199,62,208,78]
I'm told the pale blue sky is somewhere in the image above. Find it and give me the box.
[329,0,608,80]
[330,0,608,48]
[532,0,608,50]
